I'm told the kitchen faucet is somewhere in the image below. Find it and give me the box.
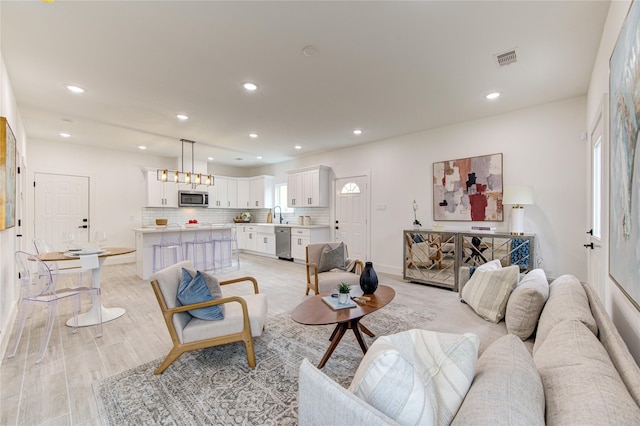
[274,206,283,224]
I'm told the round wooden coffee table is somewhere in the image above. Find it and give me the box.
[291,284,395,368]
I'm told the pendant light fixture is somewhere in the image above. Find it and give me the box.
[157,139,214,187]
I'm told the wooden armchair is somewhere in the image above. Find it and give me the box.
[305,242,364,295]
[150,260,268,374]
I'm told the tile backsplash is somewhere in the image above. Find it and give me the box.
[142,207,329,226]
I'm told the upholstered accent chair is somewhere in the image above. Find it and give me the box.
[150,260,268,374]
[305,242,364,295]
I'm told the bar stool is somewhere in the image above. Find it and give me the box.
[153,223,183,272]
[183,222,214,271]
[212,223,240,272]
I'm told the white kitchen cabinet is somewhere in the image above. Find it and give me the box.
[257,234,276,255]
[256,224,276,255]
[244,225,258,251]
[237,176,274,209]
[286,166,330,207]
[145,170,178,207]
[208,177,238,208]
[291,234,310,261]
[290,227,331,261]
[237,179,251,209]
[250,176,274,209]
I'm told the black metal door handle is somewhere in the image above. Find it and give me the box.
[584,243,594,249]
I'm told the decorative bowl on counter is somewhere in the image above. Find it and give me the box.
[155,218,168,226]
[184,223,200,228]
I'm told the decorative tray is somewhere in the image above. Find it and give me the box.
[234,219,251,223]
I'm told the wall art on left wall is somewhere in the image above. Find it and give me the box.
[433,153,503,222]
[1,117,16,230]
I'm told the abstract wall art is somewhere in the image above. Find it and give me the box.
[0,117,16,230]
[609,0,640,309]
[433,153,503,222]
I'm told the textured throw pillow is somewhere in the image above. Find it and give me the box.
[461,265,519,323]
[348,329,479,426]
[506,269,549,340]
[452,334,545,425]
[534,319,640,424]
[318,242,346,273]
[177,268,224,320]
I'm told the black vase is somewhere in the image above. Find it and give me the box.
[360,261,379,294]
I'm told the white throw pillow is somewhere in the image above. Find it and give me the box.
[477,259,502,271]
[348,329,479,426]
[461,265,519,323]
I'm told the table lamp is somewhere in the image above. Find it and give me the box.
[502,185,534,235]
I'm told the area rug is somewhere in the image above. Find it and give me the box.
[93,303,436,425]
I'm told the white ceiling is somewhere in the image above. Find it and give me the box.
[1,1,610,167]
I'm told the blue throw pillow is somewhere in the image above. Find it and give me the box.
[177,268,224,320]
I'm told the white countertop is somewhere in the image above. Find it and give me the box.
[245,223,330,229]
[133,223,329,233]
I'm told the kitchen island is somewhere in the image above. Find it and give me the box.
[133,224,235,279]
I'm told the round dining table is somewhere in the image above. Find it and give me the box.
[37,246,135,326]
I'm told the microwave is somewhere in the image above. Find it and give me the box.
[179,190,209,207]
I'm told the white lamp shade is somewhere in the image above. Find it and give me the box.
[503,185,534,205]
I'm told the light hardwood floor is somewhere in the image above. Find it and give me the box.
[0,253,457,425]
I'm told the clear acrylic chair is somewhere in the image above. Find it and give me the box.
[8,251,103,364]
[33,238,87,287]
[152,223,184,272]
[183,222,214,271]
[212,223,240,272]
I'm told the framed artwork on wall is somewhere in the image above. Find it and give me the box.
[609,0,640,310]
[0,117,16,230]
[433,153,503,222]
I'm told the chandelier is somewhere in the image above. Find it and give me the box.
[157,139,214,187]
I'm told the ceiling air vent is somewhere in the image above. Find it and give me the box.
[495,49,518,67]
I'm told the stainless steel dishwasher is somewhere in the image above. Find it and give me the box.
[275,227,292,260]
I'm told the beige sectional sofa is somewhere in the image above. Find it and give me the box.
[298,273,640,425]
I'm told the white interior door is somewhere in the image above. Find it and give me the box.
[335,175,368,261]
[34,173,90,251]
[587,97,608,302]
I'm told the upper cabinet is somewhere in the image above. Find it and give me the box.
[237,176,274,209]
[287,166,330,207]
[144,169,178,207]
[208,176,238,209]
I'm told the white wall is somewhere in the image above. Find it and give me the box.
[25,139,180,265]
[0,53,27,357]
[256,97,588,279]
[586,0,640,363]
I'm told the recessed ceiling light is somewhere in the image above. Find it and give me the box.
[207,157,214,161]
[176,114,189,120]
[138,146,147,150]
[353,129,363,135]
[66,85,85,94]
[302,45,318,57]
[249,133,258,138]
[243,82,258,91]
[256,156,262,160]
[294,145,302,150]
[59,132,71,138]
[485,92,500,100]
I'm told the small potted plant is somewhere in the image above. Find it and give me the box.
[337,283,351,304]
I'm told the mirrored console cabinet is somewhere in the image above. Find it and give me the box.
[403,230,535,292]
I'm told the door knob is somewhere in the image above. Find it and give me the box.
[586,229,593,235]
[584,243,594,249]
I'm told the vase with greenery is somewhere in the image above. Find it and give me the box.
[337,282,351,304]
